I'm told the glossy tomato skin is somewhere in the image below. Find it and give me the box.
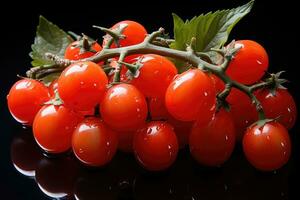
[72,117,118,167]
[227,88,258,141]
[102,20,147,62]
[165,69,216,121]
[226,40,269,84]
[49,79,58,97]
[64,41,102,60]
[189,109,236,166]
[103,20,147,48]
[58,61,108,112]
[133,121,178,171]
[33,105,83,153]
[243,122,291,171]
[131,54,178,97]
[100,83,148,131]
[255,89,297,130]
[7,79,50,125]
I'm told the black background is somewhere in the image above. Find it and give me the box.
[1,0,300,199]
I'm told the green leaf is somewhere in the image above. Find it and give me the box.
[170,1,254,70]
[30,16,73,67]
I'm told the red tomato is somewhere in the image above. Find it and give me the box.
[165,69,216,121]
[210,74,225,93]
[33,105,83,153]
[148,96,169,120]
[7,79,50,125]
[102,20,147,62]
[227,88,258,141]
[226,40,269,84]
[131,54,178,97]
[189,109,236,166]
[72,117,118,167]
[49,79,58,97]
[255,88,297,130]
[57,61,108,112]
[64,40,102,60]
[116,131,135,153]
[103,20,147,48]
[100,83,147,131]
[133,121,178,171]
[243,122,291,171]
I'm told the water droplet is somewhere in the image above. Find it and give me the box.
[168,145,171,149]
[204,92,208,96]
[287,107,291,113]
[266,135,270,140]
[225,135,228,141]
[281,142,285,147]
[147,128,152,134]
[137,108,141,112]
[257,60,262,65]
[93,83,97,87]
[106,142,110,146]
[80,81,84,85]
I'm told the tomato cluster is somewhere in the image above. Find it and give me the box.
[7,20,297,172]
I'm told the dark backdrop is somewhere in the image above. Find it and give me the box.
[1,0,299,199]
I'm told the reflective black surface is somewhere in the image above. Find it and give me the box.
[1,0,300,199]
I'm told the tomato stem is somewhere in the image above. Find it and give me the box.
[30,28,282,119]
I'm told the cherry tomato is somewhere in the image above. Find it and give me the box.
[58,61,108,112]
[102,20,147,62]
[210,74,225,93]
[49,79,58,97]
[33,104,83,153]
[131,54,178,97]
[243,122,291,171]
[149,97,169,120]
[64,40,102,60]
[167,116,194,148]
[226,40,269,84]
[72,117,118,167]
[100,83,147,131]
[7,79,50,125]
[227,88,258,141]
[165,69,216,121]
[103,20,147,48]
[116,131,135,153]
[189,109,236,166]
[133,121,178,171]
[255,88,297,130]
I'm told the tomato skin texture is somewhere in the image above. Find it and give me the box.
[100,84,148,131]
[131,54,178,97]
[64,41,102,60]
[103,20,147,48]
[58,61,108,112]
[103,20,147,62]
[227,88,258,141]
[255,89,297,130]
[165,69,216,121]
[243,122,291,171]
[7,79,50,125]
[49,79,58,97]
[72,117,118,167]
[133,121,178,171]
[189,109,236,166]
[226,40,269,84]
[33,105,83,153]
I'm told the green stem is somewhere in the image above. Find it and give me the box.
[33,28,273,119]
